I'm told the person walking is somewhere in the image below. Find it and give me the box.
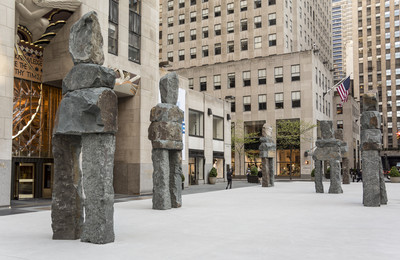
[226,168,233,189]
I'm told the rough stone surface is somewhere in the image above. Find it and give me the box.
[320,121,334,139]
[262,158,274,187]
[362,92,379,112]
[80,134,115,244]
[150,104,184,123]
[362,150,382,207]
[314,160,324,193]
[152,149,172,210]
[360,129,382,151]
[54,88,118,135]
[379,160,388,205]
[159,72,179,105]
[148,122,183,144]
[259,124,275,187]
[51,134,83,240]
[169,151,183,208]
[361,111,381,130]
[69,11,104,65]
[342,158,350,185]
[328,160,343,194]
[312,146,342,161]
[62,64,116,94]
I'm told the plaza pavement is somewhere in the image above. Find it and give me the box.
[0,181,399,259]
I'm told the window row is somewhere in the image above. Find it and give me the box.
[167,0,273,12]
[189,110,224,140]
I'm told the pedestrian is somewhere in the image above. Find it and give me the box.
[226,168,233,189]
[356,169,362,182]
[258,168,262,183]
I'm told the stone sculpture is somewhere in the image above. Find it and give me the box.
[334,129,350,184]
[51,11,117,244]
[360,92,388,207]
[259,124,276,187]
[312,121,343,193]
[148,72,184,210]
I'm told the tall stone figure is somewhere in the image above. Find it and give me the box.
[148,72,184,210]
[312,121,343,194]
[51,11,117,244]
[361,93,388,207]
[335,129,350,184]
[259,123,276,187]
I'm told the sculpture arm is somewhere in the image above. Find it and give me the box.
[16,2,52,19]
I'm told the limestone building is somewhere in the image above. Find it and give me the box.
[159,0,334,178]
[353,0,400,166]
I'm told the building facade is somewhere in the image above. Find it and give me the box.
[353,0,400,166]
[160,0,334,178]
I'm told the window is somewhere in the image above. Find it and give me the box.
[258,69,266,84]
[227,21,234,33]
[269,34,276,46]
[254,16,262,28]
[190,11,196,22]
[179,0,185,8]
[231,102,236,112]
[167,51,173,62]
[178,31,184,42]
[200,77,207,91]
[268,13,276,25]
[214,5,221,17]
[241,38,248,51]
[336,104,343,114]
[167,16,173,27]
[202,9,208,20]
[291,65,300,81]
[258,94,267,110]
[179,14,185,24]
[291,91,300,108]
[190,29,196,40]
[179,49,184,61]
[190,47,196,59]
[167,33,173,44]
[275,93,284,109]
[227,41,234,53]
[129,0,141,63]
[240,0,247,11]
[269,0,276,5]
[202,45,209,57]
[228,73,235,88]
[243,96,251,111]
[254,36,262,49]
[337,120,344,129]
[167,0,173,11]
[227,3,234,14]
[274,67,283,83]
[189,110,204,137]
[189,78,194,89]
[108,0,119,55]
[213,116,224,140]
[202,27,208,38]
[214,75,221,90]
[243,71,251,86]
[241,19,248,31]
[214,43,221,55]
[254,0,261,9]
[191,0,196,6]
[214,24,221,36]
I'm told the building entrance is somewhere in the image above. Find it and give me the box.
[15,163,35,199]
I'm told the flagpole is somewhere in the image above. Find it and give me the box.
[323,74,352,98]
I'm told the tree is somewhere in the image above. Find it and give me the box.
[275,119,316,180]
[231,121,259,176]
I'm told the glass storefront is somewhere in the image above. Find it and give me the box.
[276,149,301,177]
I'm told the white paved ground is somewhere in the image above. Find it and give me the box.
[0,182,399,260]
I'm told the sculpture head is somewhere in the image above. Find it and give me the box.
[159,72,179,105]
[320,120,333,139]
[262,123,273,137]
[362,92,378,112]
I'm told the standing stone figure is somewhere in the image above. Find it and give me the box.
[312,121,343,194]
[361,92,388,207]
[259,124,276,187]
[51,11,117,244]
[148,72,184,210]
[335,129,350,184]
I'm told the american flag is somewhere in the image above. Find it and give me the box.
[336,76,351,104]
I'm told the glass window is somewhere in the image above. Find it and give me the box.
[274,67,283,83]
[191,0,196,6]
[291,65,300,81]
[231,102,236,113]
[167,0,173,11]
[269,34,276,46]
[228,73,235,88]
[268,13,276,25]
[214,75,221,90]
[167,16,173,27]
[189,78,193,89]
[241,38,248,51]
[179,14,185,24]
[336,104,343,114]
[190,11,196,22]
[200,76,207,91]
[179,0,185,8]
[214,24,221,36]
[337,120,343,129]
[179,49,184,61]
[178,31,184,42]
[227,3,234,14]
[258,94,267,110]
[254,0,262,9]
[243,96,251,111]
[189,110,204,137]
[213,116,224,140]
[254,16,262,29]
[202,9,208,19]
[167,33,173,44]
[108,0,119,55]
[215,43,221,55]
[202,45,209,57]
[167,51,173,62]
[227,21,234,33]
[241,19,248,31]
[202,27,208,38]
[214,5,221,17]
[275,93,284,109]
[240,0,247,11]
[258,69,266,84]
[227,41,234,53]
[254,36,262,49]
[269,0,276,6]
[190,29,196,40]
[190,47,196,59]
[291,91,300,108]
[128,0,141,63]
[243,71,251,86]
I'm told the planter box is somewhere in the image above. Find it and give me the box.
[209,176,217,184]
[247,175,259,183]
[391,176,400,183]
